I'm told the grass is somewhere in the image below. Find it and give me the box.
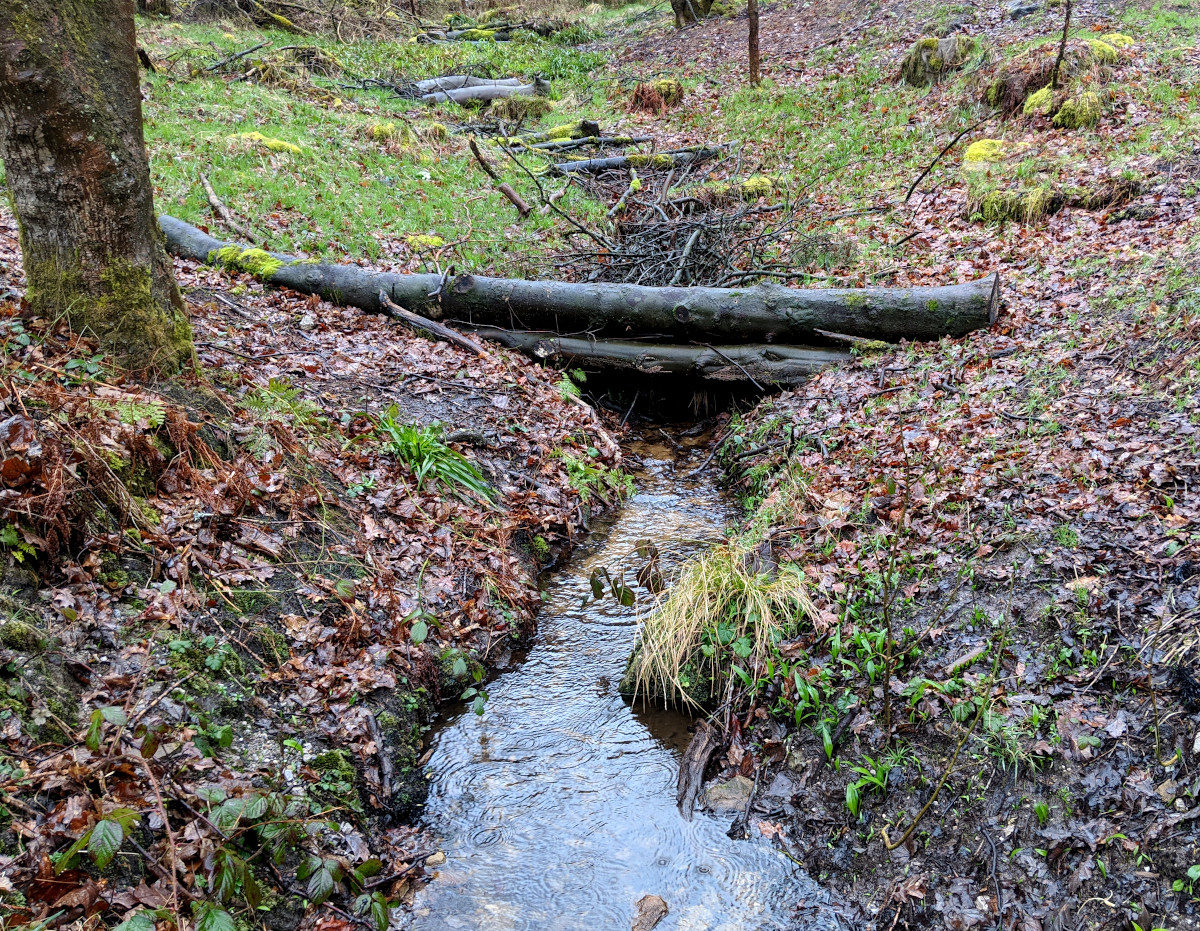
[625,535,815,707]
[138,17,617,270]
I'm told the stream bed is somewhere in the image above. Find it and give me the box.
[407,437,843,930]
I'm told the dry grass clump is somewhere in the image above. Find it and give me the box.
[625,539,815,708]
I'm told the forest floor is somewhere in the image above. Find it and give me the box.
[1,0,1198,929]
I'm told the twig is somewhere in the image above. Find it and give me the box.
[468,137,531,218]
[378,291,486,355]
[883,629,1006,851]
[200,173,256,240]
[905,113,998,203]
[206,41,269,72]
[1051,0,1073,90]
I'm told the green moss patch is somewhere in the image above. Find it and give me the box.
[898,34,976,86]
[1052,91,1103,129]
[964,139,1007,163]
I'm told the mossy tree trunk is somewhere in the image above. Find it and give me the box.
[670,0,713,27]
[0,0,194,376]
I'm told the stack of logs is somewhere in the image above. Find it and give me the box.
[160,216,1000,386]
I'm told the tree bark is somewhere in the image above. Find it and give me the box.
[670,0,713,27]
[0,0,193,375]
[159,215,1001,345]
[468,329,851,385]
[748,0,760,86]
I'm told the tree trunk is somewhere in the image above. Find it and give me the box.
[670,0,713,27]
[159,215,1001,345]
[0,0,193,375]
[748,0,760,86]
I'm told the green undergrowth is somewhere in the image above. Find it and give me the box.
[137,17,616,270]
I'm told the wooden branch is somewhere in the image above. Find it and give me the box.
[200,174,255,240]
[468,137,531,217]
[377,292,486,355]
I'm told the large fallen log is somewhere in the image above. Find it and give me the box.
[411,75,525,94]
[469,328,850,384]
[420,78,548,105]
[159,215,1000,345]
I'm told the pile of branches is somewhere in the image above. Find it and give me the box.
[172,0,418,40]
[545,151,856,288]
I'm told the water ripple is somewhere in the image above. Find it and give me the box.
[407,442,845,930]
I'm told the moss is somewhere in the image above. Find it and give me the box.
[209,246,284,280]
[1023,86,1054,116]
[532,536,550,559]
[487,95,553,120]
[97,552,130,592]
[422,121,448,140]
[708,0,735,15]
[227,588,277,616]
[976,187,1058,224]
[1084,39,1119,65]
[406,234,445,249]
[28,255,194,376]
[0,618,47,652]
[843,292,868,308]
[627,153,677,169]
[458,28,497,40]
[964,139,1007,163]
[1100,33,1134,49]
[310,749,361,811]
[367,121,397,140]
[652,79,685,105]
[738,175,777,199]
[1052,91,1102,129]
[251,623,290,667]
[230,131,304,155]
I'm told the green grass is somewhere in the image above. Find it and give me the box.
[139,18,616,270]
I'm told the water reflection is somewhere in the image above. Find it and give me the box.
[407,442,842,930]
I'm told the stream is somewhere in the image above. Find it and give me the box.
[407,436,843,930]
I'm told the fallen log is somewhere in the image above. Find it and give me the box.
[498,120,600,145]
[467,329,851,385]
[158,215,1000,346]
[525,135,653,152]
[411,75,525,95]
[420,79,547,105]
[551,146,723,175]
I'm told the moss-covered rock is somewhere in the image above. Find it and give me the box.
[1022,86,1054,116]
[652,79,685,106]
[973,186,1061,224]
[963,138,1007,164]
[1100,33,1135,49]
[1083,39,1119,65]
[0,617,47,652]
[1052,91,1102,129]
[898,34,976,86]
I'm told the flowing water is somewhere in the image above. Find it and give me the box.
[408,437,842,930]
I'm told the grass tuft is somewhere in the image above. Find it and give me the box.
[626,538,815,707]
